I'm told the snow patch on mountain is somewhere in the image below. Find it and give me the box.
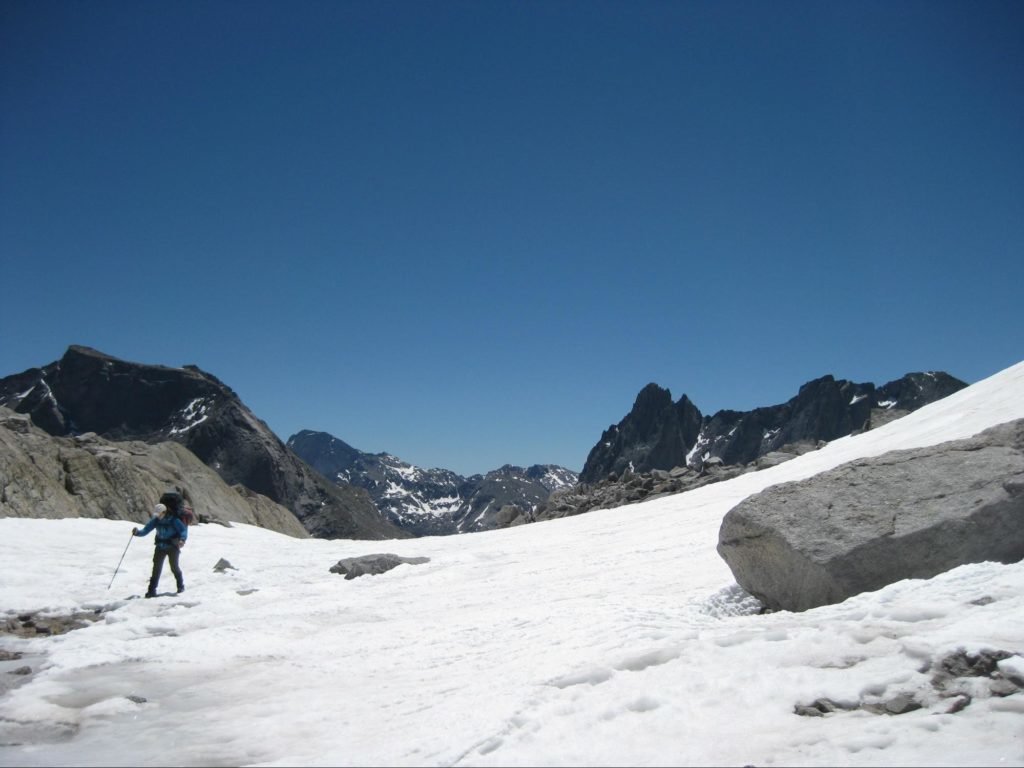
[168,397,211,435]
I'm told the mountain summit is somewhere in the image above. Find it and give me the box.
[580,371,967,483]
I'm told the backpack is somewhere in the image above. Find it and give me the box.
[160,490,196,526]
[178,502,196,526]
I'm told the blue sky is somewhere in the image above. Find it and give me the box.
[2,0,1022,476]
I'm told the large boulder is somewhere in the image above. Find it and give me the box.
[717,419,1024,612]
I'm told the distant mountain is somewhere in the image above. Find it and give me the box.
[287,429,577,534]
[580,371,967,483]
[1,346,966,538]
[0,346,408,540]
[451,463,578,532]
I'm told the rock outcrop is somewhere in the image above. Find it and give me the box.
[0,346,407,540]
[531,442,828,522]
[581,372,966,483]
[717,419,1024,612]
[0,407,309,537]
[580,384,702,484]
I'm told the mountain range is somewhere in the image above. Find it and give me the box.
[287,429,576,535]
[580,371,967,483]
[0,345,966,539]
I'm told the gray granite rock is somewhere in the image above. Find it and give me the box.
[718,419,1024,612]
[330,553,430,580]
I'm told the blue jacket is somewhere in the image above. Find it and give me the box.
[136,514,188,550]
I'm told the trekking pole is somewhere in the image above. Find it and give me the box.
[108,532,135,590]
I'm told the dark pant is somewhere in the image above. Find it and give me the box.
[148,545,184,595]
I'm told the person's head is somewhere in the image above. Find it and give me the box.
[152,502,167,519]
[159,490,183,512]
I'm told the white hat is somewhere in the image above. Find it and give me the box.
[153,503,167,517]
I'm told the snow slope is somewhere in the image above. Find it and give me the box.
[1,360,1023,767]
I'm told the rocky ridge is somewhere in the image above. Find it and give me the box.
[532,441,829,523]
[0,346,407,540]
[581,372,967,483]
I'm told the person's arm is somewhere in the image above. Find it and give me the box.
[133,518,157,537]
[174,517,188,544]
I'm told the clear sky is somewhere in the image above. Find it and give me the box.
[2,0,1022,476]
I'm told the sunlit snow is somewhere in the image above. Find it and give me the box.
[168,398,210,436]
[1,361,1023,767]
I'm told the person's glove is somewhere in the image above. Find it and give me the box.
[176,539,185,549]
[132,528,139,535]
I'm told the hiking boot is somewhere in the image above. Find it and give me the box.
[144,592,156,599]
[176,586,185,594]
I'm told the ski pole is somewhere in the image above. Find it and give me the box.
[108,532,135,590]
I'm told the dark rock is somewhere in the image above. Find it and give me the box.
[930,648,1024,701]
[9,666,31,676]
[935,649,1014,680]
[330,553,430,580]
[946,695,972,714]
[793,704,825,717]
[794,647,1023,719]
[875,372,966,413]
[580,384,702,483]
[213,558,237,573]
[2,609,104,638]
[580,372,966,483]
[793,697,855,716]
[718,419,1024,612]
[883,695,923,715]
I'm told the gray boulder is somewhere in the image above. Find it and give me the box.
[717,419,1024,612]
[330,553,430,580]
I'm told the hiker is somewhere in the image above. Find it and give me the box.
[133,492,188,597]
